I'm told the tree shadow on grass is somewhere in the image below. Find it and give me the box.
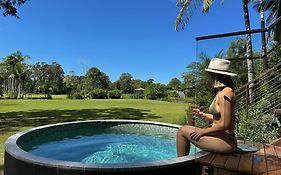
[0,108,162,134]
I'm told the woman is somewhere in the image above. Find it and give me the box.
[176,58,237,156]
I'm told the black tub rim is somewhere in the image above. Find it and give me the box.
[4,119,209,172]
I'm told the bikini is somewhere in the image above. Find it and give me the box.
[209,95,237,146]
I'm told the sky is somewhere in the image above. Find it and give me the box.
[0,0,263,85]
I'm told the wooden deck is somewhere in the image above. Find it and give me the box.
[193,140,281,175]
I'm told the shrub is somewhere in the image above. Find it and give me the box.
[88,89,108,99]
[67,91,84,99]
[167,90,179,98]
[235,97,280,143]
[45,94,53,99]
[144,87,157,100]
[121,94,134,99]
[108,89,122,99]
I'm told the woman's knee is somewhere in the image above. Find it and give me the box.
[177,125,194,137]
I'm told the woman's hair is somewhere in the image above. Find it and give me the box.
[212,73,234,89]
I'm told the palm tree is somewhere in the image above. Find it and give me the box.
[2,51,29,98]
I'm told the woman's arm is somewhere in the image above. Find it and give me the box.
[202,112,214,121]
[192,108,214,121]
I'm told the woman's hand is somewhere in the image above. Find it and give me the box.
[190,128,205,142]
[192,108,204,118]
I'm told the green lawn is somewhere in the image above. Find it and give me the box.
[0,98,189,172]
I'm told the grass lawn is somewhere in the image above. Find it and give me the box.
[0,97,190,172]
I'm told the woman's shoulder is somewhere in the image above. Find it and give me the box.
[218,87,235,100]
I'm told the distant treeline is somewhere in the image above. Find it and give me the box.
[0,51,185,100]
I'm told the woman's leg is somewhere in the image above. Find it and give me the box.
[176,125,236,157]
[176,126,191,156]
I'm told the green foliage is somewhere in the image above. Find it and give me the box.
[167,90,180,98]
[45,93,52,99]
[6,91,18,99]
[236,97,280,143]
[87,89,108,99]
[168,77,182,90]
[154,83,168,99]
[67,91,84,99]
[131,80,146,91]
[143,83,168,100]
[1,51,30,98]
[85,67,111,90]
[182,53,213,108]
[268,42,281,68]
[31,62,65,94]
[144,85,157,100]
[63,75,81,93]
[108,89,122,99]
[116,73,133,94]
[133,91,144,99]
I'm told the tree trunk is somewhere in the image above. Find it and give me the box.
[17,79,21,99]
[260,0,268,71]
[243,0,254,104]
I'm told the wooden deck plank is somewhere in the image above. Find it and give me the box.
[237,141,254,174]
[272,146,281,174]
[264,144,281,172]
[194,152,216,165]
[211,153,228,169]
[253,142,267,175]
[265,169,281,175]
[224,150,242,171]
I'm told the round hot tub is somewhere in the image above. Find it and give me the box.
[4,120,207,175]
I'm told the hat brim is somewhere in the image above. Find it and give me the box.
[205,69,237,76]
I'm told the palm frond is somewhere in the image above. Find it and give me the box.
[175,0,204,31]
[252,0,279,24]
[202,0,213,13]
[202,0,225,13]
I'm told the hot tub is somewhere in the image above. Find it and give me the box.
[4,120,207,175]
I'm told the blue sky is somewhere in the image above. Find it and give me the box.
[0,0,263,84]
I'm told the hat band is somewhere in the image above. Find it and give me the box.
[208,68,231,73]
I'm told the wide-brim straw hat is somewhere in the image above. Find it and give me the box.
[205,58,237,76]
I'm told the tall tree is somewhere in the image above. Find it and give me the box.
[168,77,182,90]
[0,0,29,18]
[85,67,111,90]
[116,73,133,94]
[30,62,65,94]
